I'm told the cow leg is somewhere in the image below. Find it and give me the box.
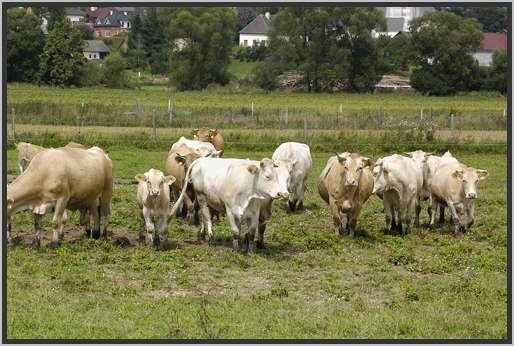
[414,197,421,227]
[466,201,475,230]
[141,207,156,246]
[226,209,241,251]
[184,193,196,225]
[429,196,438,228]
[447,200,463,235]
[99,190,112,239]
[90,203,101,240]
[50,198,68,246]
[159,216,169,242]
[138,209,146,244]
[257,203,271,250]
[197,195,213,243]
[79,209,91,236]
[383,197,394,232]
[296,179,307,212]
[329,197,343,235]
[32,213,44,247]
[287,199,297,213]
[244,213,259,254]
[439,205,445,224]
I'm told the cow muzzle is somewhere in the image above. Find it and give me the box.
[277,192,289,200]
[466,192,477,199]
[150,190,160,197]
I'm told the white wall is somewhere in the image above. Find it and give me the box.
[473,52,493,66]
[66,15,84,23]
[84,52,100,60]
[239,34,269,47]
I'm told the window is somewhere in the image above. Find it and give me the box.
[243,40,248,46]
[89,54,92,59]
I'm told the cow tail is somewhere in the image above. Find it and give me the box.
[168,159,198,219]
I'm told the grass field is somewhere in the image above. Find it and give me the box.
[6,134,508,339]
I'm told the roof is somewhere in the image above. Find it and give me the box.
[386,17,405,33]
[94,9,129,28]
[239,14,272,35]
[86,7,114,21]
[115,7,135,13]
[84,40,110,53]
[66,7,85,16]
[481,33,507,51]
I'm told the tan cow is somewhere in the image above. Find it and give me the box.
[136,169,176,247]
[429,162,488,234]
[192,127,225,155]
[318,152,373,237]
[16,141,87,173]
[7,146,113,246]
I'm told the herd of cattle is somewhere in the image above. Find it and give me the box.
[6,127,489,252]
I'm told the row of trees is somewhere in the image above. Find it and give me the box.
[7,6,508,94]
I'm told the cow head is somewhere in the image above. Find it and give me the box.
[192,127,217,142]
[247,158,289,200]
[335,152,371,189]
[372,158,388,195]
[136,169,176,198]
[404,150,433,164]
[174,150,201,169]
[452,167,488,200]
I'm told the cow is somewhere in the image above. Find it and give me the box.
[164,146,221,224]
[7,146,113,247]
[170,157,289,252]
[318,152,373,237]
[423,151,460,223]
[192,127,225,155]
[403,150,433,226]
[170,136,218,157]
[271,142,312,212]
[135,169,176,247]
[372,154,422,235]
[428,162,488,234]
[16,141,88,173]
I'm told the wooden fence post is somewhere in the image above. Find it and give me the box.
[450,113,455,137]
[11,107,16,141]
[136,98,142,116]
[168,98,173,126]
[303,114,308,142]
[285,106,288,128]
[420,108,424,121]
[152,109,157,143]
[251,102,254,118]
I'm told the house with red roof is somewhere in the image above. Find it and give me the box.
[473,32,507,66]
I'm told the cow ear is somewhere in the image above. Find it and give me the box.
[7,198,14,210]
[135,174,146,183]
[361,157,372,168]
[476,169,489,180]
[174,154,186,165]
[247,165,259,175]
[403,152,412,157]
[382,167,389,174]
[164,175,176,185]
[209,128,218,135]
[192,128,198,135]
[452,169,464,181]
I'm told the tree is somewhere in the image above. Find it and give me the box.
[102,52,130,88]
[490,49,507,93]
[7,8,45,82]
[142,9,168,74]
[256,7,386,92]
[161,8,236,90]
[47,7,66,32]
[38,19,85,86]
[438,7,508,33]
[376,33,414,74]
[409,11,483,95]
[126,12,147,70]
[76,23,93,40]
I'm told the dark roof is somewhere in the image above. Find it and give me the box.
[386,17,405,33]
[115,7,135,13]
[239,14,272,34]
[94,9,129,28]
[481,33,507,51]
[66,7,85,16]
[84,40,110,53]
[86,7,113,22]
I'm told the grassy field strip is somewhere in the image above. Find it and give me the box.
[6,124,507,142]
[6,147,507,339]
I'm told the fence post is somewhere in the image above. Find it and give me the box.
[285,106,288,128]
[152,109,157,143]
[450,113,455,137]
[251,102,254,118]
[136,98,142,116]
[168,98,173,126]
[303,114,308,142]
[11,107,16,141]
[420,108,424,121]
[503,108,506,119]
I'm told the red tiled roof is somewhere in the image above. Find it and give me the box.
[86,7,114,22]
[481,33,507,51]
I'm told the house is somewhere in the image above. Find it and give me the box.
[83,40,110,60]
[374,7,434,37]
[65,7,85,24]
[239,12,272,47]
[88,8,131,38]
[473,33,507,66]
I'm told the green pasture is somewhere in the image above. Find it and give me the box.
[6,139,508,339]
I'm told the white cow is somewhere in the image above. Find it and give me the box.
[170,136,219,157]
[170,157,290,252]
[403,150,433,226]
[136,169,176,247]
[372,154,422,235]
[272,142,312,212]
[429,162,488,234]
[423,151,460,223]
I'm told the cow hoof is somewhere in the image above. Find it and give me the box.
[85,228,92,238]
[297,202,304,211]
[153,236,160,249]
[91,229,101,240]
[138,234,146,245]
[31,237,41,248]
[256,241,266,250]
[48,241,59,249]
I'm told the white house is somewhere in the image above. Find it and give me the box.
[472,33,507,66]
[239,12,272,47]
[83,40,110,60]
[65,7,85,24]
[374,7,434,37]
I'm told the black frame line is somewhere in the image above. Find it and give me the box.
[1,1,512,344]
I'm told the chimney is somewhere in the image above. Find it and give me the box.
[90,7,97,11]
[109,10,113,16]
[265,12,271,20]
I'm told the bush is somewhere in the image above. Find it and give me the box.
[410,67,450,96]
[252,61,279,90]
[101,52,131,88]
[233,43,269,62]
[77,61,102,87]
